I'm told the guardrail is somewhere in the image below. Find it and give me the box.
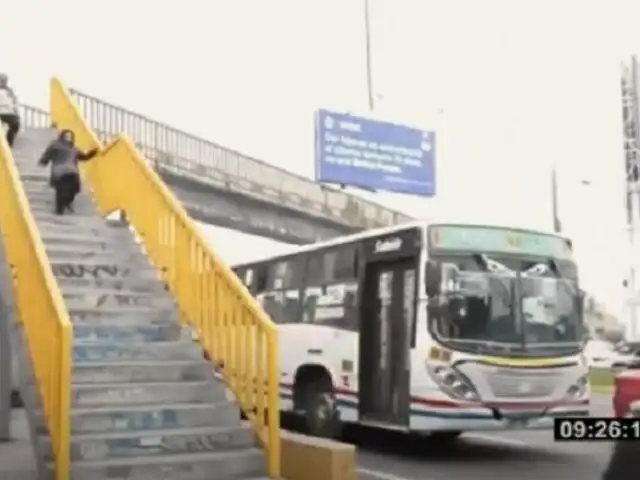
[17,105,50,129]
[67,87,414,230]
[0,109,72,480]
[50,77,282,477]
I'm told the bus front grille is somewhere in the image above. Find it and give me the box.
[486,371,558,398]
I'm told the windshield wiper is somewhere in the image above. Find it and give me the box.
[525,259,578,295]
[472,253,512,273]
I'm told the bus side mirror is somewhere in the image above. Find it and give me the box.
[425,260,441,297]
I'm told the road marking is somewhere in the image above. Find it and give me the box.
[464,433,530,447]
[357,467,426,480]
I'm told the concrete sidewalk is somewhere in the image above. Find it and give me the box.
[0,409,37,479]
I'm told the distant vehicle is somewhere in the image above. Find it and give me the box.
[584,340,638,369]
[232,221,589,439]
[611,342,640,369]
[584,340,617,368]
[613,367,640,417]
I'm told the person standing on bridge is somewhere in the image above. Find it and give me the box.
[0,74,20,147]
[38,129,99,215]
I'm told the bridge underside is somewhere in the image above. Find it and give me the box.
[162,171,359,244]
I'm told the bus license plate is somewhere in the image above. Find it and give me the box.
[507,419,529,428]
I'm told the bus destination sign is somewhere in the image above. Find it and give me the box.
[428,225,572,259]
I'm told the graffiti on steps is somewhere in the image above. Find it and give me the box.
[74,345,169,362]
[76,367,183,384]
[77,386,151,405]
[53,263,124,279]
[68,292,153,308]
[79,409,181,433]
[79,431,240,460]
[54,250,108,260]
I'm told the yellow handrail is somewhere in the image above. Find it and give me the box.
[50,78,281,477]
[0,120,72,479]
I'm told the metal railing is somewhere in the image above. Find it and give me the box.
[0,110,72,480]
[50,78,281,477]
[67,88,414,230]
[17,104,50,129]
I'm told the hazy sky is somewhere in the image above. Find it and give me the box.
[2,0,638,320]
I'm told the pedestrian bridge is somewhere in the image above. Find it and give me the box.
[19,92,413,244]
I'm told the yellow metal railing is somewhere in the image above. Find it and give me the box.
[50,77,281,476]
[0,115,72,479]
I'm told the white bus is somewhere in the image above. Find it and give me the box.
[232,221,590,439]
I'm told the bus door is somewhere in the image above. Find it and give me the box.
[358,229,420,428]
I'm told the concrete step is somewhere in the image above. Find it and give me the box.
[71,380,227,406]
[73,340,203,363]
[20,180,93,197]
[28,196,97,215]
[67,305,179,325]
[73,360,212,384]
[55,449,267,480]
[22,184,92,200]
[40,230,121,250]
[72,323,183,342]
[37,223,132,242]
[62,286,174,309]
[57,275,169,295]
[45,245,149,266]
[22,182,60,194]
[36,225,132,244]
[32,209,109,224]
[36,401,240,435]
[40,424,256,462]
[32,210,127,231]
[50,257,160,283]
[19,170,50,183]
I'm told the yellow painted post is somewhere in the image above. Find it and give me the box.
[267,333,281,477]
[56,325,72,480]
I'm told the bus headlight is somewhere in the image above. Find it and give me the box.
[427,364,480,401]
[564,375,588,400]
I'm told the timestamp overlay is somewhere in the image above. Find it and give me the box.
[554,417,640,441]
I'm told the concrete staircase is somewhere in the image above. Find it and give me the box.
[11,128,270,479]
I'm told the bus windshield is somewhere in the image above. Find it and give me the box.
[428,253,582,356]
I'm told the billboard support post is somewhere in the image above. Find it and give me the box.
[364,0,375,111]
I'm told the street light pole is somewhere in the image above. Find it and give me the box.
[551,167,591,234]
[551,167,561,233]
[364,0,375,111]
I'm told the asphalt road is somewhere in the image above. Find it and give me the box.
[352,394,614,480]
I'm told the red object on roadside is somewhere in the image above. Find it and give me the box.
[613,369,640,417]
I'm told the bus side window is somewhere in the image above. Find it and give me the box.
[334,247,358,281]
[233,266,244,279]
[266,259,301,290]
[255,266,268,294]
[306,253,325,286]
[302,246,359,330]
[264,259,302,324]
[244,268,255,292]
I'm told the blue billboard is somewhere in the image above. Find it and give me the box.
[314,109,436,196]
